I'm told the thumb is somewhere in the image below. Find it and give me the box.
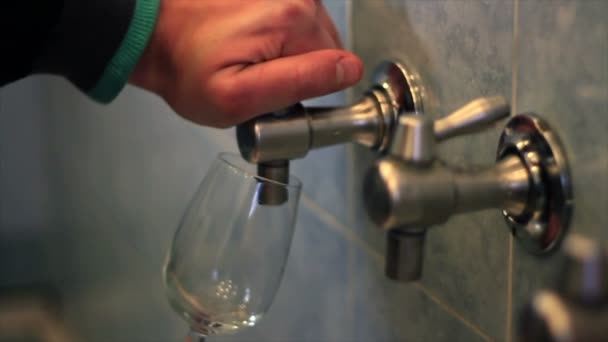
[223,50,363,121]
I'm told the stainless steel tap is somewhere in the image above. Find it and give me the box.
[234,59,572,284]
[236,60,424,205]
[363,96,518,281]
[364,96,516,229]
[363,97,572,282]
[518,234,608,342]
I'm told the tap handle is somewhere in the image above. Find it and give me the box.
[434,96,510,141]
[389,96,510,163]
[236,103,309,163]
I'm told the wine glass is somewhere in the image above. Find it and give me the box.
[164,153,302,341]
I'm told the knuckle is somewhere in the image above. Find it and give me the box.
[207,78,251,121]
[275,0,316,23]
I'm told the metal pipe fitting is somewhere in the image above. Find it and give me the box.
[236,92,392,165]
[363,99,571,282]
[518,234,608,342]
[236,60,425,205]
[364,154,530,229]
[364,96,518,281]
[256,161,290,205]
[386,228,427,281]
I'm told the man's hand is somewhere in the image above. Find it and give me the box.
[129,0,363,128]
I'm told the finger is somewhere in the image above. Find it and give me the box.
[280,27,339,56]
[216,50,363,122]
[316,2,343,48]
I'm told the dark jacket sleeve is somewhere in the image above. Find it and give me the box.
[0,1,63,87]
[1,0,135,93]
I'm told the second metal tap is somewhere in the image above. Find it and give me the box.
[364,97,572,282]
[365,96,519,229]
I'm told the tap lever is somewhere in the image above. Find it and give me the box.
[434,96,510,141]
[389,96,510,163]
[236,60,425,164]
[389,115,436,164]
[237,103,310,164]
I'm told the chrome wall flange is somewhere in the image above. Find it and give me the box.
[371,60,425,115]
[367,60,426,152]
[497,114,573,254]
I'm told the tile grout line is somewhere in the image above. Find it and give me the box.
[414,283,494,342]
[507,0,520,340]
[511,0,520,117]
[301,194,379,262]
[301,194,493,342]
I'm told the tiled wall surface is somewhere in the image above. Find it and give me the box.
[350,0,608,341]
[351,1,513,340]
[0,79,54,287]
[512,0,608,336]
[1,1,606,342]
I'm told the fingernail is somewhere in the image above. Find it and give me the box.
[336,57,361,86]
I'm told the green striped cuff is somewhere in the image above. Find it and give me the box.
[88,0,160,103]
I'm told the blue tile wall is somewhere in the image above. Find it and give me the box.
[0,79,55,287]
[512,0,608,338]
[351,1,513,340]
[351,0,608,341]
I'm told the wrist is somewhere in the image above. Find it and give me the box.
[88,0,161,103]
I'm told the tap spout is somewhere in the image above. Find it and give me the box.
[386,228,426,281]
